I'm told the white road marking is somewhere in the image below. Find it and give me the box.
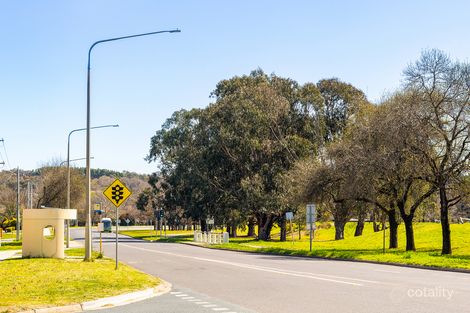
[203,304,217,308]
[196,301,209,304]
[182,296,195,299]
[188,299,201,302]
[170,291,182,295]
[175,294,188,297]
[212,308,229,311]
[121,244,366,286]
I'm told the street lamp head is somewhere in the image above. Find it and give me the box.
[170,29,181,33]
[113,124,119,127]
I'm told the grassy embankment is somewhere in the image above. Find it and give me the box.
[0,248,159,313]
[121,223,470,270]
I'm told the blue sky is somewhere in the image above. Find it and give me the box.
[1,1,469,174]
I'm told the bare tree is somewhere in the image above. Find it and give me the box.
[404,49,470,254]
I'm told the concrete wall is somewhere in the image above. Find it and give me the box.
[22,208,77,259]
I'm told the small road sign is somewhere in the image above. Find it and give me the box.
[286,212,294,220]
[103,178,132,270]
[306,204,316,252]
[103,179,132,207]
[306,204,316,225]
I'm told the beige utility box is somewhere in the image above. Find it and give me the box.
[22,208,77,259]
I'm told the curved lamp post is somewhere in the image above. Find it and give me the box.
[66,125,118,248]
[85,29,181,260]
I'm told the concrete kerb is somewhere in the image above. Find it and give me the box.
[18,280,172,313]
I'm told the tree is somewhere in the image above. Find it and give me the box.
[342,95,436,250]
[404,49,470,254]
[35,166,85,210]
[317,78,368,142]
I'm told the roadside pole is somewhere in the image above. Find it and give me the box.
[290,218,294,244]
[286,212,294,245]
[102,178,132,271]
[115,206,119,269]
[97,222,104,255]
[306,204,315,252]
[382,216,386,254]
[16,167,20,241]
[164,218,167,238]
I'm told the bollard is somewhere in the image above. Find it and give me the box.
[223,232,229,243]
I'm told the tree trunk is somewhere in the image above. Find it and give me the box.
[403,216,416,251]
[439,187,452,255]
[354,213,365,237]
[373,221,380,232]
[257,214,274,240]
[334,220,345,240]
[247,219,256,237]
[280,216,287,242]
[230,222,237,238]
[201,219,207,232]
[387,210,398,249]
[226,223,231,235]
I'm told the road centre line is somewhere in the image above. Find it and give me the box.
[121,244,367,286]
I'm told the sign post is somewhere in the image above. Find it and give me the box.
[286,212,294,244]
[97,222,104,255]
[103,178,132,270]
[306,204,316,252]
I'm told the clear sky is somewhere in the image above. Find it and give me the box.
[1,1,469,174]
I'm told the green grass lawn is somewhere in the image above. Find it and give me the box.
[119,229,193,242]
[1,232,18,240]
[0,240,21,251]
[0,248,159,313]
[122,222,470,270]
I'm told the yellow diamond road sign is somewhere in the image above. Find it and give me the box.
[103,179,132,207]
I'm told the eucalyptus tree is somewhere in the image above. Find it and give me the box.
[404,49,470,254]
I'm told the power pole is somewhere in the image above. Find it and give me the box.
[16,167,20,241]
[0,139,4,167]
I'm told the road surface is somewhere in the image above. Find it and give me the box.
[71,228,470,313]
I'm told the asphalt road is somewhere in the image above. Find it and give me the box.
[71,229,470,313]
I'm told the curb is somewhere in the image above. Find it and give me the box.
[19,280,172,313]
[180,241,470,275]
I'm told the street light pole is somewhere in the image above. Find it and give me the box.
[84,29,181,261]
[16,167,20,241]
[66,125,117,248]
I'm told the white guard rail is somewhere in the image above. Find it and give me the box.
[194,231,229,244]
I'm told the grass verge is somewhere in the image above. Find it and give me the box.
[0,241,21,251]
[119,229,193,242]
[122,223,470,271]
[0,248,159,313]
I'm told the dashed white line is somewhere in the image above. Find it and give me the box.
[175,293,188,297]
[182,296,195,300]
[170,291,182,295]
[196,301,209,304]
[212,308,229,311]
[203,304,217,308]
